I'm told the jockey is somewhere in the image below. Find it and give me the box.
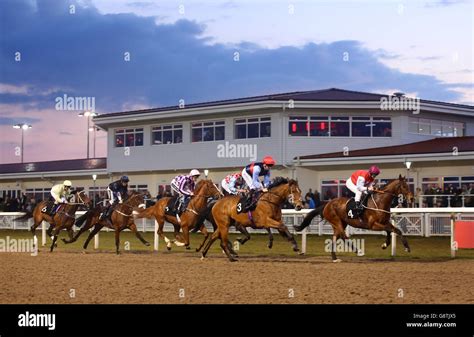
[171,169,200,213]
[49,180,72,216]
[241,156,275,212]
[102,175,129,220]
[221,172,246,195]
[345,165,381,211]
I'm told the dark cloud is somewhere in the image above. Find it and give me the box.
[0,116,41,125]
[0,0,466,117]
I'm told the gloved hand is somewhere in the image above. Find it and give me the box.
[262,188,268,193]
[119,199,123,204]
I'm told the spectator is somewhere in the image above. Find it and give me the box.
[313,189,321,207]
[414,187,423,207]
[305,195,315,209]
[424,184,434,207]
[305,189,315,202]
[0,198,5,212]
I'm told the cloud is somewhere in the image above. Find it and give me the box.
[0,116,41,125]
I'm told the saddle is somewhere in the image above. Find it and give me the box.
[236,191,260,214]
[346,193,370,219]
[41,201,59,215]
[165,196,180,216]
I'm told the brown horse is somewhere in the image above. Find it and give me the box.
[135,179,222,251]
[201,177,304,262]
[64,191,149,254]
[294,175,413,262]
[14,190,91,252]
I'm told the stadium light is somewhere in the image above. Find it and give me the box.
[12,123,32,163]
[204,169,209,178]
[92,174,97,207]
[78,112,99,159]
[405,161,412,170]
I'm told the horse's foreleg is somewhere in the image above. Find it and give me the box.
[157,219,173,251]
[266,218,299,253]
[219,228,237,262]
[181,225,191,250]
[50,225,63,252]
[266,228,274,249]
[195,225,209,252]
[390,224,410,253]
[129,222,150,247]
[201,229,220,258]
[382,231,391,250]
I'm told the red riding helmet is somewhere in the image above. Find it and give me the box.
[368,165,381,175]
[263,156,276,166]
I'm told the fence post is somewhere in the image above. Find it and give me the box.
[142,218,146,233]
[302,227,307,254]
[450,214,456,258]
[42,221,46,246]
[318,216,322,236]
[390,217,396,256]
[94,231,99,249]
[154,219,159,251]
[424,213,430,237]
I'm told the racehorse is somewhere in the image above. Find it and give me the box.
[63,191,149,254]
[294,175,413,262]
[14,190,91,252]
[201,177,304,262]
[134,179,222,250]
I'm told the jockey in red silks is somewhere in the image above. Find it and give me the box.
[345,165,381,211]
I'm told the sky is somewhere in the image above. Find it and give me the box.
[0,0,473,164]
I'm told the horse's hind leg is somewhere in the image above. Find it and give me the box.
[50,225,63,252]
[129,222,150,247]
[219,228,237,262]
[266,228,274,249]
[114,228,121,255]
[195,225,209,252]
[236,224,251,245]
[83,224,102,250]
[382,231,391,250]
[391,225,410,253]
[201,230,220,258]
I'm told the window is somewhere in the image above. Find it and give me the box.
[192,121,225,142]
[330,117,349,137]
[235,117,271,139]
[321,179,353,201]
[25,188,49,201]
[422,177,440,193]
[372,117,392,137]
[152,124,182,145]
[310,116,329,137]
[129,184,148,193]
[289,116,391,137]
[88,186,108,199]
[157,184,172,197]
[409,118,464,137]
[378,178,414,194]
[289,116,308,136]
[115,128,144,147]
[351,117,371,137]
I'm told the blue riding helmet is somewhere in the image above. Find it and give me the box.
[121,175,129,182]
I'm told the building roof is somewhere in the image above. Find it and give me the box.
[297,136,474,160]
[95,88,474,120]
[0,158,107,175]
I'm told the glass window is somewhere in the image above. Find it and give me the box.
[409,118,464,137]
[442,121,454,137]
[235,117,272,139]
[372,117,392,137]
[192,121,225,142]
[453,122,464,136]
[330,117,349,137]
[115,128,143,147]
[430,120,442,136]
[289,116,308,136]
[351,117,371,137]
[310,117,329,137]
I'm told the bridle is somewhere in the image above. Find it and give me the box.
[185,181,222,215]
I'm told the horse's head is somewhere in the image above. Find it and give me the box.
[268,177,304,211]
[386,175,413,204]
[195,179,223,199]
[126,191,146,209]
[73,190,92,207]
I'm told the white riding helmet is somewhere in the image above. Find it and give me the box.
[63,180,72,187]
[189,169,201,177]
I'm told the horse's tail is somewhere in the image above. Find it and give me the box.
[294,203,326,232]
[134,204,155,219]
[74,211,90,228]
[191,201,216,233]
[13,211,33,222]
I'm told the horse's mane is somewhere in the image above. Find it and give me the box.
[194,179,207,193]
[268,177,289,189]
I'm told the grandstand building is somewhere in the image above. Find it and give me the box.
[1,88,473,202]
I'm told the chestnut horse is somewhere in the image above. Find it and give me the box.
[14,190,91,252]
[201,177,304,262]
[134,179,222,250]
[63,191,149,254]
[294,175,413,262]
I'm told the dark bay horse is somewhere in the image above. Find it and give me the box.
[294,175,413,262]
[135,179,222,251]
[63,191,149,254]
[201,177,304,262]
[14,190,91,252]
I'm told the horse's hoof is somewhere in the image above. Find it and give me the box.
[195,248,200,252]
[332,259,342,263]
[229,258,238,262]
[298,251,305,256]
[267,244,273,249]
[144,242,150,247]
[293,248,300,252]
[166,246,171,251]
[82,250,87,254]
[200,255,206,261]
[405,247,411,253]
[381,243,388,250]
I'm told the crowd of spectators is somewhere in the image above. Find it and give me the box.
[418,183,474,207]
